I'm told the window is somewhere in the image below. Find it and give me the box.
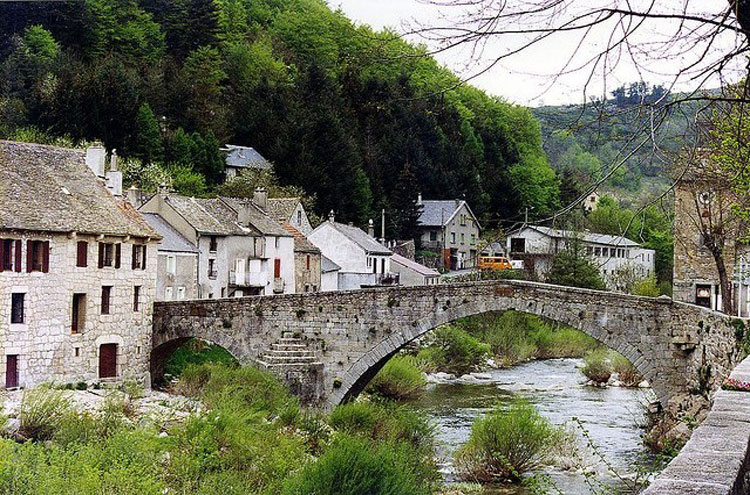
[27,240,49,273]
[208,259,217,279]
[460,233,465,244]
[11,293,24,324]
[101,286,112,315]
[306,255,311,271]
[131,244,147,270]
[594,247,601,257]
[0,239,18,271]
[71,293,86,333]
[133,286,141,312]
[275,237,280,248]
[209,236,218,253]
[510,238,526,253]
[165,287,173,300]
[602,248,609,257]
[429,231,437,242]
[166,255,176,275]
[471,234,476,245]
[76,241,88,267]
[367,257,372,268]
[297,210,302,224]
[586,246,593,256]
[381,258,386,274]
[451,232,456,244]
[460,214,466,226]
[274,258,281,278]
[177,287,186,300]
[98,243,120,268]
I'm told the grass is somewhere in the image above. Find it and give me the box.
[367,356,426,401]
[419,325,490,375]
[454,398,560,482]
[581,349,612,384]
[163,338,237,378]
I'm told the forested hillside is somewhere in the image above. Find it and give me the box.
[533,83,704,206]
[0,0,558,234]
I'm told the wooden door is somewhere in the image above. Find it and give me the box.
[274,258,281,278]
[5,355,18,389]
[99,344,117,378]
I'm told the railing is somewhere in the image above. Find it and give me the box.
[375,273,400,286]
[229,270,267,287]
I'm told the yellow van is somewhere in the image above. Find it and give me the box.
[478,256,513,272]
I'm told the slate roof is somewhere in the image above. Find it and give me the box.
[222,145,272,170]
[418,199,481,229]
[327,221,392,255]
[391,253,440,277]
[0,141,159,238]
[282,223,319,253]
[164,195,252,236]
[321,255,341,273]
[523,225,642,248]
[142,213,198,253]
[267,198,300,222]
[220,197,291,237]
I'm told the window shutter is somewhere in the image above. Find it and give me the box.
[142,245,147,270]
[42,241,49,273]
[114,243,121,269]
[77,241,88,267]
[0,240,4,273]
[98,243,104,268]
[26,241,33,272]
[131,245,137,269]
[14,240,21,272]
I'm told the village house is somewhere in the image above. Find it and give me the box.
[221,144,272,180]
[416,195,482,270]
[139,188,295,298]
[308,213,397,290]
[506,225,655,290]
[283,223,322,293]
[390,253,440,286]
[266,198,314,235]
[141,213,198,301]
[0,141,160,388]
[672,162,750,315]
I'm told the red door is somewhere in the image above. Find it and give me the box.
[5,355,18,389]
[99,344,117,378]
[274,259,281,278]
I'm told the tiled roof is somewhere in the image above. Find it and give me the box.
[282,223,319,253]
[220,197,291,237]
[391,253,440,276]
[418,200,478,228]
[524,225,642,247]
[222,145,272,170]
[0,141,159,238]
[164,195,252,235]
[266,198,300,222]
[327,221,392,255]
[321,255,341,273]
[142,213,198,253]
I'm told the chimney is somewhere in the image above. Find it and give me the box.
[238,200,252,227]
[253,187,268,211]
[126,186,144,207]
[105,149,122,196]
[328,210,335,223]
[85,142,106,178]
[417,193,422,205]
[368,219,375,238]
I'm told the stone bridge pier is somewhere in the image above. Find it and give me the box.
[152,280,743,410]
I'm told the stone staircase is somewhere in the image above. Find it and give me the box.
[256,334,322,370]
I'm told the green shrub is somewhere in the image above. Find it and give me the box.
[632,276,661,297]
[581,349,612,383]
[164,338,238,378]
[330,402,380,434]
[611,352,642,386]
[530,326,599,359]
[454,398,557,482]
[367,356,426,401]
[427,326,490,375]
[282,435,431,495]
[18,387,72,441]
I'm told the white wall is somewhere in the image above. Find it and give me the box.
[309,224,367,273]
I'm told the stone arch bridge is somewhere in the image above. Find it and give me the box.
[151,280,743,409]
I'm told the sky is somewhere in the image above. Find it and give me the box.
[331,0,744,107]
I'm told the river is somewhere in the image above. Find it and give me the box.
[410,358,660,494]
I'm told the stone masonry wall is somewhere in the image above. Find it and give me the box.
[153,280,743,409]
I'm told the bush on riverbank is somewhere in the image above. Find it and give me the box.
[611,352,642,386]
[454,398,559,482]
[367,356,426,401]
[163,338,238,378]
[418,325,490,375]
[581,349,612,384]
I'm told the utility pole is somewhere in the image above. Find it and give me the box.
[381,209,385,243]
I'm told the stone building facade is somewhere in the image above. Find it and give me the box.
[417,195,482,270]
[142,213,198,301]
[0,141,160,388]
[283,224,321,293]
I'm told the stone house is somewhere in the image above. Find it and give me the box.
[308,213,398,290]
[506,225,655,289]
[141,213,198,301]
[139,189,295,298]
[390,253,440,286]
[416,195,482,270]
[283,223,322,293]
[267,198,314,235]
[672,165,750,315]
[0,141,160,388]
[221,144,272,180]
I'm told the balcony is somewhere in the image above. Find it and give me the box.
[272,277,285,294]
[229,270,267,287]
[375,273,400,286]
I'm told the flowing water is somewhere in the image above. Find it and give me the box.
[410,359,660,494]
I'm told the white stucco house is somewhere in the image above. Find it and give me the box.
[506,225,655,290]
[390,253,440,287]
[320,256,341,292]
[308,213,398,290]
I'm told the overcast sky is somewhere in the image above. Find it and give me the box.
[331,0,743,107]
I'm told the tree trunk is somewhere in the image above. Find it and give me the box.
[729,0,750,39]
[711,245,736,315]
